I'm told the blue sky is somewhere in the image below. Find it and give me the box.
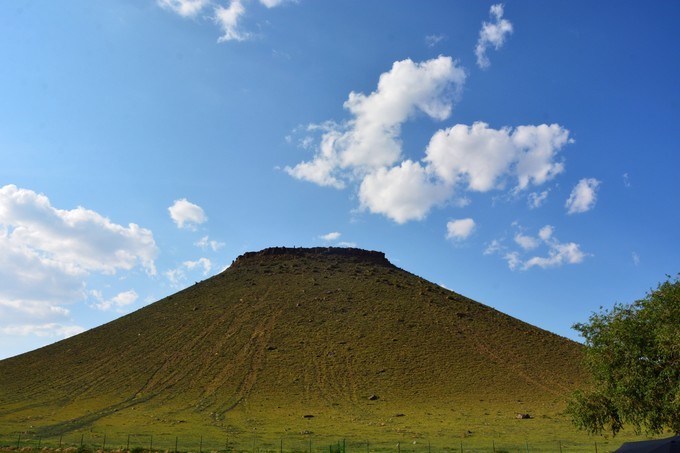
[1,0,678,360]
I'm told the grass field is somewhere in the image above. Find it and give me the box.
[0,248,660,453]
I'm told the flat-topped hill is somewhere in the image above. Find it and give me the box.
[0,247,587,445]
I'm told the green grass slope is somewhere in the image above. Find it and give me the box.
[0,247,610,449]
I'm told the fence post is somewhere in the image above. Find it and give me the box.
[594,441,598,453]
[127,434,130,452]
[16,433,21,449]
[175,436,178,453]
[525,441,529,453]
[559,441,562,453]
[200,435,203,453]
[459,441,462,453]
[150,435,153,452]
[81,434,84,449]
[103,433,107,452]
[492,440,495,453]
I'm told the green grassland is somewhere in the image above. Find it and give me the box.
[0,248,656,452]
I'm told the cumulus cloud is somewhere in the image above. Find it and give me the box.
[285,59,573,225]
[168,198,207,229]
[91,289,139,312]
[157,0,210,17]
[286,56,467,187]
[565,178,601,214]
[475,3,513,69]
[514,232,539,250]
[486,224,587,270]
[320,232,341,241]
[0,184,158,341]
[359,160,450,223]
[425,122,571,192]
[446,218,476,241]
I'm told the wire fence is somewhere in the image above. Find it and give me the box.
[0,432,622,453]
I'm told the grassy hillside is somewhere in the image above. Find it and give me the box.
[0,247,635,450]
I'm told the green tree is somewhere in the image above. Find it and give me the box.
[566,275,680,436]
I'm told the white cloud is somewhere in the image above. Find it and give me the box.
[259,0,295,7]
[426,34,446,48]
[0,185,158,276]
[165,257,212,287]
[565,178,601,214]
[0,323,84,338]
[286,56,466,187]
[168,198,207,229]
[184,257,212,275]
[623,172,631,188]
[214,0,250,42]
[359,160,450,224]
[320,232,341,241]
[0,184,158,342]
[195,235,225,251]
[286,60,574,225]
[337,241,357,248]
[486,224,588,270]
[632,252,640,266]
[523,240,586,270]
[157,0,210,17]
[528,190,549,209]
[424,122,571,192]
[514,232,539,250]
[475,3,513,69]
[446,218,476,241]
[483,239,503,255]
[91,289,138,312]
[538,225,554,241]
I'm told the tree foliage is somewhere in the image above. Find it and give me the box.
[566,275,680,436]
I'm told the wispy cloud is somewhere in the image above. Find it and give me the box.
[195,235,225,251]
[565,178,601,214]
[426,34,446,48]
[623,172,631,188]
[165,257,212,287]
[527,190,549,209]
[157,0,210,17]
[158,0,296,43]
[214,0,250,42]
[486,224,588,270]
[475,4,513,69]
